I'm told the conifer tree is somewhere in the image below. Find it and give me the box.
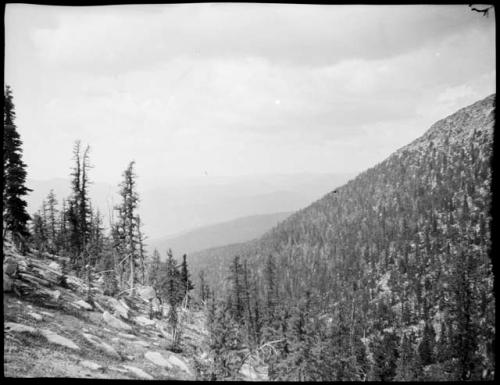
[148,249,162,292]
[115,161,143,296]
[208,299,245,380]
[45,189,59,253]
[160,249,184,306]
[159,249,184,349]
[264,254,279,319]
[395,332,419,380]
[369,330,400,381]
[280,291,315,381]
[88,206,105,266]
[67,141,92,269]
[30,211,47,256]
[418,322,436,366]
[180,253,194,303]
[3,85,32,248]
[199,270,210,303]
[57,198,69,253]
[229,256,245,322]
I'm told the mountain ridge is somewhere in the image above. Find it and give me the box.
[190,94,494,298]
[147,211,293,257]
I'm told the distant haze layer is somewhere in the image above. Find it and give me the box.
[26,172,355,239]
[147,211,293,257]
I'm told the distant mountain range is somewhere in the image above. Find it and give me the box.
[25,178,119,227]
[147,211,292,257]
[26,173,355,240]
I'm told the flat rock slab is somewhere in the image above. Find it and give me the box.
[74,300,93,310]
[135,316,156,327]
[5,322,37,334]
[117,332,136,339]
[80,360,103,371]
[107,298,129,319]
[240,363,266,381]
[165,352,194,377]
[108,366,129,374]
[103,311,132,331]
[145,351,173,369]
[118,299,130,310]
[135,340,150,348]
[82,332,120,359]
[40,329,80,350]
[137,286,156,301]
[123,365,154,380]
[28,312,43,321]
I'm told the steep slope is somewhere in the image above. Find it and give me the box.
[148,212,292,257]
[192,94,495,380]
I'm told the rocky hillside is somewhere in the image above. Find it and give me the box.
[3,240,266,380]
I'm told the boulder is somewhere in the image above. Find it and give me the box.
[82,332,121,359]
[152,297,161,312]
[40,329,80,350]
[135,340,150,348]
[165,352,195,378]
[107,298,129,319]
[48,261,61,272]
[4,259,18,276]
[74,300,93,310]
[118,299,130,310]
[38,269,60,284]
[122,365,154,380]
[80,360,103,371]
[28,312,43,321]
[103,311,132,331]
[134,315,155,327]
[240,363,259,381]
[50,289,61,301]
[137,286,156,301]
[17,260,28,272]
[145,351,173,369]
[5,322,37,334]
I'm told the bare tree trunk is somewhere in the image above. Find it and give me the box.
[129,254,135,297]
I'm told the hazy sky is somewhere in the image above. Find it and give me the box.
[5,4,496,191]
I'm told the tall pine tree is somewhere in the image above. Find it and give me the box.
[3,85,32,248]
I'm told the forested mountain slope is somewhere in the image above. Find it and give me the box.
[196,94,495,380]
